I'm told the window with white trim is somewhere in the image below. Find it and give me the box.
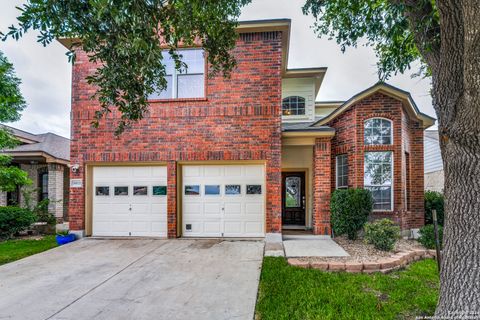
[336,154,348,189]
[364,118,392,145]
[148,49,205,99]
[364,151,393,210]
[282,96,306,115]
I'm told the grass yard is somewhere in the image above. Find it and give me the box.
[0,235,57,265]
[256,257,439,320]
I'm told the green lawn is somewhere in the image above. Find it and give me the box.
[0,235,57,265]
[256,257,439,320]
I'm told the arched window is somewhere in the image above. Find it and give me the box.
[282,96,305,116]
[364,118,392,145]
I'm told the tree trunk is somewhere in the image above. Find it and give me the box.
[433,0,480,315]
[436,135,480,314]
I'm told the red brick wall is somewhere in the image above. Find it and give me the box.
[312,138,332,235]
[69,31,283,236]
[327,92,425,230]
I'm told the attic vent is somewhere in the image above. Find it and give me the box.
[240,31,281,42]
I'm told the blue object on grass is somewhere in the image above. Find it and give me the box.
[56,233,76,245]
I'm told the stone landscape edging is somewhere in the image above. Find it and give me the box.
[287,249,437,273]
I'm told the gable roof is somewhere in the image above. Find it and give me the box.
[0,124,70,163]
[312,82,436,129]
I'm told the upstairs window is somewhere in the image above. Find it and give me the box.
[282,96,305,116]
[148,49,205,100]
[364,118,392,145]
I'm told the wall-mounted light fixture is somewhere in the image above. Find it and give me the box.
[70,163,80,173]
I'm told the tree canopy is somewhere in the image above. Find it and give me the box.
[303,0,440,80]
[2,0,251,134]
[0,51,30,192]
[0,52,26,124]
[303,0,480,315]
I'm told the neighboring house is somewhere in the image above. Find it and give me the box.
[61,19,435,239]
[424,130,444,192]
[0,125,70,223]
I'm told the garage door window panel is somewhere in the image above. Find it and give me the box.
[205,185,220,195]
[96,186,110,196]
[133,186,148,196]
[114,186,129,196]
[185,185,200,195]
[152,186,167,196]
[246,185,262,195]
[225,185,241,195]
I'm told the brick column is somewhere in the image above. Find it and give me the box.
[404,122,425,229]
[0,191,6,206]
[266,158,282,234]
[68,166,85,234]
[167,161,177,238]
[312,138,332,235]
[47,163,65,222]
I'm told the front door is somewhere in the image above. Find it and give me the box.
[282,172,306,226]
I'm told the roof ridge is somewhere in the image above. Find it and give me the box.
[38,132,70,140]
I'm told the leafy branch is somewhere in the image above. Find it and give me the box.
[2,0,251,134]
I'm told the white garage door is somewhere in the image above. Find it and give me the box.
[182,165,265,237]
[92,166,168,237]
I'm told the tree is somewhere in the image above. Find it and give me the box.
[302,0,479,315]
[4,0,478,315]
[0,51,30,192]
[2,0,250,135]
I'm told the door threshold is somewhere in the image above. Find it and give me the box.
[282,225,307,230]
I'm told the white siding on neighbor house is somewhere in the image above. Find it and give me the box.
[282,78,316,122]
[425,170,444,192]
[424,132,443,173]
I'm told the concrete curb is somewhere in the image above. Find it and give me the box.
[264,233,285,257]
[287,249,436,273]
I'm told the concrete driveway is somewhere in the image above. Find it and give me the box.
[0,239,264,320]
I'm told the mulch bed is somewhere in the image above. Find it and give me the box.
[286,236,435,273]
[319,236,424,262]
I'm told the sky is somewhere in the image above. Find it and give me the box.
[0,0,435,139]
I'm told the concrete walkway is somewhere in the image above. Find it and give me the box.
[0,239,264,320]
[283,235,350,258]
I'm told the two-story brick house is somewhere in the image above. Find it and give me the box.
[62,19,434,239]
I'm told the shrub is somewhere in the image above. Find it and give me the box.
[0,206,37,239]
[418,224,443,249]
[425,191,444,226]
[33,199,56,226]
[364,219,400,251]
[331,188,373,240]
